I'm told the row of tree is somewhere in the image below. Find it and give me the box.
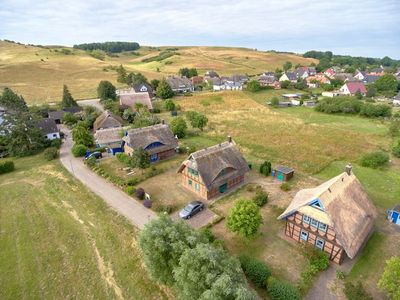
[73,42,140,53]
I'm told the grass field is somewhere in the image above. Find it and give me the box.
[0,155,169,299]
[0,41,317,104]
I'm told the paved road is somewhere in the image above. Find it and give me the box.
[59,126,156,230]
[77,98,103,112]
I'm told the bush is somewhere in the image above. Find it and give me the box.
[315,97,362,114]
[200,228,216,243]
[259,161,272,176]
[170,117,187,138]
[0,161,15,174]
[71,144,87,157]
[135,187,145,200]
[239,255,271,288]
[43,147,59,161]
[253,186,268,207]
[344,281,372,300]
[360,151,389,168]
[267,277,300,300]
[280,183,291,191]
[360,103,392,118]
[392,141,400,158]
[164,99,176,111]
[125,186,136,196]
[50,138,62,149]
[153,203,175,214]
[116,153,131,165]
[127,177,140,186]
[85,156,96,168]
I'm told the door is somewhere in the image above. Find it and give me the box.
[150,154,158,162]
[219,183,228,194]
[277,172,284,181]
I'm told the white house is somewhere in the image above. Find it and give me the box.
[38,118,60,140]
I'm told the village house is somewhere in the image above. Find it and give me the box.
[282,94,302,106]
[324,68,336,79]
[177,137,249,200]
[354,70,367,81]
[257,73,281,89]
[322,91,340,98]
[37,118,60,140]
[191,76,204,87]
[362,74,380,85]
[369,67,385,76]
[339,81,367,96]
[306,73,331,88]
[387,205,400,226]
[295,66,316,79]
[94,126,128,155]
[279,72,298,83]
[212,77,244,91]
[122,122,178,162]
[93,110,124,132]
[166,76,194,93]
[204,70,220,82]
[334,73,356,82]
[48,107,82,124]
[119,91,153,110]
[278,165,377,264]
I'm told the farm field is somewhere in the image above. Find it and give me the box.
[0,155,169,299]
[0,41,316,104]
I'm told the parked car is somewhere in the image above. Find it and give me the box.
[84,151,102,160]
[179,200,204,219]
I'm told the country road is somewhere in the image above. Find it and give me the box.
[59,126,157,230]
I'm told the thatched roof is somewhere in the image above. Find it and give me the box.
[119,93,153,110]
[93,110,123,132]
[278,171,377,259]
[94,126,129,145]
[178,140,250,191]
[122,124,178,155]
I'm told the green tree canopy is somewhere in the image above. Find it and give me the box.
[374,74,398,97]
[170,116,187,138]
[186,111,208,131]
[156,79,174,99]
[150,79,160,90]
[131,148,150,169]
[72,122,93,147]
[61,85,78,109]
[246,80,261,92]
[174,243,256,300]
[164,99,176,111]
[378,256,400,299]
[0,87,28,112]
[97,81,116,101]
[227,199,262,238]
[179,67,198,78]
[126,72,148,86]
[283,61,292,71]
[116,65,127,83]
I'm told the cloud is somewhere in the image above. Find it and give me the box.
[0,0,399,58]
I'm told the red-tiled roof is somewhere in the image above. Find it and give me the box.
[345,82,367,94]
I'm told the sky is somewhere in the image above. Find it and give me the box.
[1,0,399,59]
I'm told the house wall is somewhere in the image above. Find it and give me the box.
[285,212,345,264]
[45,132,60,140]
[124,144,175,161]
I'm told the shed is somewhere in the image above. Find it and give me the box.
[387,205,400,225]
[272,166,294,181]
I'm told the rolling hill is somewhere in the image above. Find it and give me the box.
[0,41,317,104]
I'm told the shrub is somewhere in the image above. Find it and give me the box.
[344,281,372,300]
[135,187,145,200]
[153,203,175,214]
[125,186,136,196]
[127,177,140,186]
[43,147,59,161]
[0,161,15,175]
[253,186,268,207]
[392,141,400,158]
[389,121,400,137]
[71,144,87,157]
[50,138,62,149]
[267,277,300,300]
[200,228,216,243]
[259,161,272,176]
[164,99,176,111]
[116,153,131,165]
[360,103,392,118]
[360,151,389,168]
[280,183,291,191]
[170,117,187,138]
[239,255,271,288]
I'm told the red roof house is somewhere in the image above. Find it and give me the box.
[339,82,367,96]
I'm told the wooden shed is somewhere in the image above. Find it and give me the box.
[272,166,294,181]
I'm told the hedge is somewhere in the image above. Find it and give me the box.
[43,147,59,161]
[360,151,389,169]
[239,255,271,288]
[72,144,87,157]
[0,161,15,174]
[267,277,300,300]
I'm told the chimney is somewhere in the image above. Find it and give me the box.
[345,163,352,175]
[227,136,232,143]
[161,119,165,124]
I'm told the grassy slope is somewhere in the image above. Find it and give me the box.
[0,41,317,104]
[0,155,169,299]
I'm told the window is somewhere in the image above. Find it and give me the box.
[188,179,192,186]
[300,230,308,241]
[315,238,325,250]
[195,183,200,191]
[310,199,325,211]
[188,168,199,176]
[303,215,311,224]
[310,219,319,228]
[318,222,327,232]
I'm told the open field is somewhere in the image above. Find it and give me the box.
[0,155,169,299]
[0,41,317,104]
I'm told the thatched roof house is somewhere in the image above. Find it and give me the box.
[94,126,129,154]
[278,165,377,264]
[122,123,178,162]
[93,110,123,132]
[119,93,153,110]
[177,138,249,200]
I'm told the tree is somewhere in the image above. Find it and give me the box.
[72,122,93,147]
[131,148,150,169]
[179,67,198,78]
[259,161,271,176]
[61,112,78,126]
[283,61,292,71]
[378,256,400,299]
[374,74,398,97]
[164,99,176,111]
[191,113,208,131]
[126,72,148,86]
[71,144,87,157]
[122,108,136,123]
[280,80,290,89]
[156,79,174,99]
[132,107,160,128]
[150,79,160,90]
[227,200,262,238]
[366,85,377,97]
[61,85,78,108]
[138,215,206,285]
[0,87,28,112]
[174,243,256,300]
[270,97,280,107]
[116,65,127,83]
[170,117,187,138]
[97,80,116,101]
[246,80,261,92]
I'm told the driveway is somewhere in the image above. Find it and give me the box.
[77,98,103,112]
[59,126,156,230]
[171,207,218,229]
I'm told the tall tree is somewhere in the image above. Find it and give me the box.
[61,85,78,108]
[72,122,93,147]
[126,72,148,86]
[156,79,174,99]
[227,199,262,238]
[116,65,127,83]
[97,80,116,101]
[170,117,187,138]
[150,79,160,90]
[283,61,292,71]
[0,87,28,112]
[374,74,398,97]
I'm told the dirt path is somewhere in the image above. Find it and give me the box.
[59,126,157,230]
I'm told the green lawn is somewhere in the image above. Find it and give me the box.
[0,155,168,299]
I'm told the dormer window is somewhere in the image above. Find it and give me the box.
[310,199,325,211]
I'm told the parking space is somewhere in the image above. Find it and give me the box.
[171,207,219,229]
